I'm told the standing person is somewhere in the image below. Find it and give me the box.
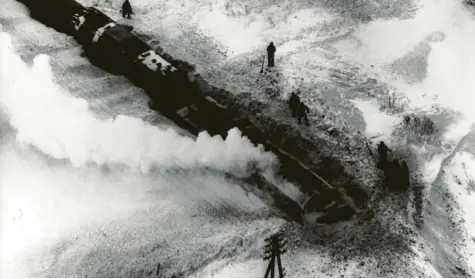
[288,91,300,117]
[391,159,402,191]
[267,42,276,67]
[122,0,133,19]
[377,141,391,169]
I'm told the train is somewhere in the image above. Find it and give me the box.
[15,0,363,224]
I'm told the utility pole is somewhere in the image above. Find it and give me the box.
[260,55,265,73]
[263,232,288,278]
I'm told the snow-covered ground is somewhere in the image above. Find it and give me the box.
[74,0,475,276]
[3,0,475,277]
[443,138,475,271]
[0,2,283,277]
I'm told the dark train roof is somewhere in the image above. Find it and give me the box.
[84,7,114,26]
[102,25,151,56]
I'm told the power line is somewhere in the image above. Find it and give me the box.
[263,232,288,278]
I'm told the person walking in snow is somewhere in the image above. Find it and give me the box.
[390,159,402,190]
[288,91,300,117]
[122,0,133,19]
[297,101,310,126]
[377,141,391,169]
[267,42,276,67]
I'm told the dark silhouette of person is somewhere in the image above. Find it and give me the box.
[383,167,392,189]
[297,102,310,126]
[267,42,276,67]
[288,92,300,117]
[413,116,421,129]
[377,141,391,168]
[122,0,133,19]
[384,159,403,191]
[401,160,410,189]
[391,159,402,190]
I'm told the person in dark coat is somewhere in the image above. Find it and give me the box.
[122,0,133,19]
[390,159,402,190]
[297,101,310,126]
[401,160,410,189]
[384,159,395,190]
[377,141,391,168]
[267,42,276,67]
[288,91,300,117]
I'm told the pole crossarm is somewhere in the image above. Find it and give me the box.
[263,232,288,278]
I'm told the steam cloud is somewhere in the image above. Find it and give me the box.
[0,32,278,177]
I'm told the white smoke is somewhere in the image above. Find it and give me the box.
[0,32,278,178]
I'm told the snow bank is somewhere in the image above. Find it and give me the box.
[337,0,475,122]
[443,151,475,273]
[0,32,278,178]
[195,258,267,278]
[0,144,273,276]
[194,3,332,56]
[351,99,400,143]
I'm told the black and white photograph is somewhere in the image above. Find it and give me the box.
[1,0,474,277]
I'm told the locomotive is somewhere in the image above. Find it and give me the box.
[16,0,363,224]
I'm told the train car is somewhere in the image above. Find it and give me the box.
[72,7,114,45]
[94,25,152,74]
[71,6,192,111]
[18,0,84,34]
[199,96,236,137]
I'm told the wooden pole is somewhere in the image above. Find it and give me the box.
[276,253,284,278]
[264,234,287,278]
[270,252,275,278]
[264,257,273,278]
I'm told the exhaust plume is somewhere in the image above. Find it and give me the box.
[0,32,278,177]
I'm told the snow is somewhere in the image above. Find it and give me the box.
[197,9,266,56]
[69,0,475,276]
[443,121,473,144]
[442,151,475,273]
[92,22,116,43]
[336,0,475,121]
[351,99,400,143]
[330,7,475,275]
[197,258,267,278]
[192,3,332,57]
[0,32,279,178]
[137,50,174,73]
[73,15,86,31]
[0,2,285,276]
[5,0,475,276]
